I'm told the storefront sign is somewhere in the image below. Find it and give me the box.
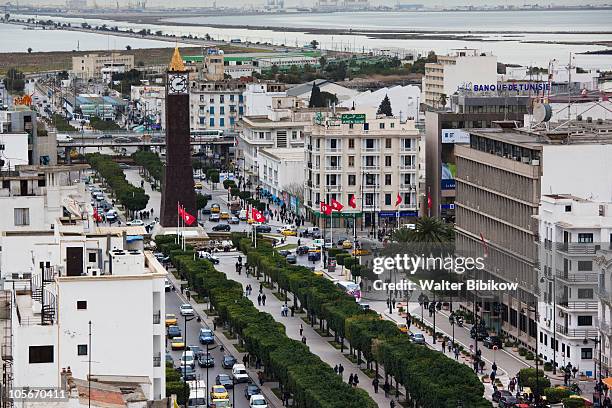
[341,113,366,124]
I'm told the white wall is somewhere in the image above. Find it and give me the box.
[444,55,498,99]
[541,144,612,202]
[244,84,286,116]
[0,133,29,170]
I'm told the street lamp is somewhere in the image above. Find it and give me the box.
[183,314,196,407]
[231,377,236,408]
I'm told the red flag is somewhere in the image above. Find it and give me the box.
[395,193,402,207]
[181,208,196,226]
[320,201,332,216]
[251,208,265,223]
[93,208,101,222]
[330,199,344,211]
[348,195,356,208]
[427,192,432,209]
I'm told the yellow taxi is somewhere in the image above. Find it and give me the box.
[397,324,408,334]
[170,337,185,350]
[211,204,221,213]
[165,313,177,326]
[308,246,321,253]
[194,181,203,189]
[210,385,229,400]
[352,248,371,256]
[342,240,353,249]
[220,211,230,220]
[281,229,297,237]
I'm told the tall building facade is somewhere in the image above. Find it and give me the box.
[71,53,134,79]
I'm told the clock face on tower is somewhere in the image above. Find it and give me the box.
[168,73,188,94]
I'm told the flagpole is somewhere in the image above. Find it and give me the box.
[177,201,180,245]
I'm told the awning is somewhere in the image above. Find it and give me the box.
[602,377,612,388]
[126,235,144,242]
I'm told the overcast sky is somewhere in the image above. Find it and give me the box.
[24,0,606,8]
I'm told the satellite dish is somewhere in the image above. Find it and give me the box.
[533,103,552,123]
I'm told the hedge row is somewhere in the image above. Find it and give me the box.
[131,150,164,182]
[155,235,376,408]
[85,153,149,213]
[236,236,492,408]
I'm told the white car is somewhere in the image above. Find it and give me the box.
[126,219,144,226]
[249,395,268,408]
[232,363,249,383]
[179,350,195,369]
[180,303,194,316]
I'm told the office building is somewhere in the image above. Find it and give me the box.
[455,120,612,350]
[536,195,611,374]
[304,109,422,230]
[71,53,134,80]
[425,92,530,219]
[422,49,497,108]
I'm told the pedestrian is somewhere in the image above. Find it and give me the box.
[390,400,395,408]
[372,377,379,393]
[259,283,263,293]
[258,371,264,386]
[490,370,496,383]
[297,238,301,246]
[338,364,344,379]
[334,365,338,375]
[257,294,262,306]
[262,294,267,306]
[454,346,459,360]
[280,305,285,317]
[290,305,295,317]
[349,374,354,386]
[492,362,497,372]
[353,375,359,388]
[383,380,390,397]
[301,336,306,344]
[441,340,446,353]
[213,320,217,331]
[299,324,303,337]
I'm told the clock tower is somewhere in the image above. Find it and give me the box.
[160,47,196,227]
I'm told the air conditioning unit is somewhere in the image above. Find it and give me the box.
[89,268,100,276]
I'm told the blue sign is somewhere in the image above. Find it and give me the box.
[470,82,550,92]
[441,179,456,190]
[378,211,418,218]
[441,203,455,210]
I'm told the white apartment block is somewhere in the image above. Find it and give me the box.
[598,248,612,375]
[537,195,612,375]
[189,80,246,131]
[422,49,497,108]
[304,110,421,229]
[71,53,134,79]
[257,148,305,201]
[131,85,166,130]
[244,83,289,116]
[0,165,166,401]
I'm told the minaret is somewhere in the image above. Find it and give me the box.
[160,47,196,227]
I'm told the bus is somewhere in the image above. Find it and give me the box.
[336,281,361,300]
[191,130,224,140]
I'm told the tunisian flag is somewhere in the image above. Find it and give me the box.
[348,195,357,208]
[178,205,196,226]
[320,201,332,216]
[251,208,266,223]
[330,199,344,211]
[395,193,402,207]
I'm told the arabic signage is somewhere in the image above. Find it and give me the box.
[341,113,366,124]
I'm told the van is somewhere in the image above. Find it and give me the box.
[231,363,249,383]
[187,380,206,408]
[57,134,74,142]
[239,209,248,220]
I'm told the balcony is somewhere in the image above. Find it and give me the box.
[400,146,417,153]
[556,242,598,255]
[363,147,380,153]
[326,147,341,153]
[325,165,342,171]
[362,164,380,170]
[400,164,416,170]
[557,299,598,311]
[400,183,416,190]
[555,269,598,283]
[153,311,161,324]
[325,185,341,192]
[555,324,599,338]
[153,353,161,367]
[362,184,381,190]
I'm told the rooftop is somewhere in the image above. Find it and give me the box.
[260,147,305,161]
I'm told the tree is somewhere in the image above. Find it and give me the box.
[125,45,132,50]
[207,169,219,190]
[318,56,327,69]
[438,93,447,108]
[308,83,324,108]
[321,91,338,107]
[377,94,393,116]
[3,67,25,93]
[27,47,32,53]
[196,193,208,212]
[310,39,319,49]
[391,217,454,243]
[283,181,304,206]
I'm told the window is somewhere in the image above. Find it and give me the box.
[348,139,355,149]
[88,253,96,263]
[365,139,374,149]
[2,180,9,189]
[577,289,593,299]
[292,131,298,140]
[577,261,592,271]
[348,156,355,167]
[385,174,391,185]
[581,348,593,360]
[385,138,392,148]
[385,156,391,167]
[29,345,54,363]
[384,194,391,205]
[577,316,593,326]
[209,118,215,127]
[379,122,385,129]
[209,106,215,115]
[220,106,225,115]
[220,95,225,103]
[14,208,29,226]
[390,122,395,128]
[238,106,244,115]
[220,118,225,127]
[364,123,369,131]
[578,233,593,243]
[348,175,356,186]
[77,344,88,356]
[565,205,572,212]
[330,139,337,149]
[365,193,373,206]
[77,300,87,310]
[230,94,235,102]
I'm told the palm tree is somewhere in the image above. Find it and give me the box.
[27,47,32,53]
[391,217,453,243]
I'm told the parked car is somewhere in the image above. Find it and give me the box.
[165,352,174,365]
[178,351,196,369]
[198,352,215,368]
[249,395,268,408]
[164,279,172,292]
[483,336,503,349]
[202,208,212,215]
[307,252,321,262]
[198,251,220,264]
[278,250,290,257]
[126,219,144,226]
[180,303,195,316]
[199,328,214,345]
[209,214,220,222]
[232,364,249,383]
[167,325,181,338]
[498,395,519,408]
[244,384,261,400]
[97,134,113,139]
[171,337,185,350]
[470,327,489,341]
[229,216,240,224]
[286,254,297,264]
[221,355,237,369]
[410,333,426,345]
[165,314,177,326]
[212,224,231,232]
[216,374,233,389]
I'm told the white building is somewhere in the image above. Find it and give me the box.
[287,79,359,104]
[189,80,246,131]
[0,132,28,170]
[71,53,134,80]
[257,148,305,202]
[422,49,497,108]
[537,195,612,375]
[304,109,422,229]
[340,85,421,122]
[244,83,288,116]
[598,248,612,375]
[500,65,600,92]
[130,85,166,130]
